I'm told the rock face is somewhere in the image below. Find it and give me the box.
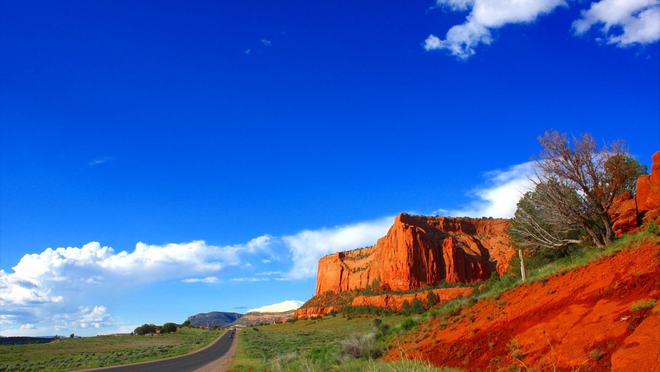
[608,192,639,237]
[315,214,514,296]
[636,151,660,224]
[609,151,660,236]
[294,306,339,319]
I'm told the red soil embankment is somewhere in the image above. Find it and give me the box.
[387,241,660,371]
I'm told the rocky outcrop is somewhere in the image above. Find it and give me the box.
[636,151,660,224]
[293,306,339,319]
[351,287,474,311]
[609,151,660,236]
[608,192,639,237]
[315,214,514,296]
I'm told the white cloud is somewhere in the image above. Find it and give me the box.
[426,0,566,58]
[573,0,660,45]
[0,237,271,334]
[181,276,219,284]
[437,0,475,11]
[20,323,35,330]
[448,161,535,218]
[261,39,272,47]
[248,300,303,313]
[0,315,16,325]
[256,271,284,277]
[426,0,659,57]
[74,306,112,329]
[1,237,272,306]
[281,216,393,280]
[230,277,268,283]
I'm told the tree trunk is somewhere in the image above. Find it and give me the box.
[583,225,605,248]
[519,249,527,282]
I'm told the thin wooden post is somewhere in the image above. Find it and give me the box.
[519,249,527,282]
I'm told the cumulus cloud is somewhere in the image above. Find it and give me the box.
[573,0,660,45]
[425,0,566,58]
[448,161,536,218]
[248,300,303,313]
[425,0,659,58]
[0,237,271,334]
[281,216,394,280]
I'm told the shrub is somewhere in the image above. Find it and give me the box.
[631,299,656,312]
[160,322,178,333]
[134,324,158,335]
[411,299,426,314]
[401,300,411,315]
[427,291,440,308]
[589,348,604,361]
[340,333,381,359]
[507,339,524,360]
[400,318,418,331]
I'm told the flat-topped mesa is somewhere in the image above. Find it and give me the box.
[314,214,514,296]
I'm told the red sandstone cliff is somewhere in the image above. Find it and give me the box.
[315,214,514,295]
[297,214,514,319]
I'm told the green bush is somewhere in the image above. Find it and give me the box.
[631,299,656,312]
[160,323,178,334]
[134,324,158,335]
[400,318,418,331]
[427,291,440,308]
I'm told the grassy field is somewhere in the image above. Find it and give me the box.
[0,327,222,372]
[230,315,457,371]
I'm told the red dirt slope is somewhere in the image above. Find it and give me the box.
[388,240,660,371]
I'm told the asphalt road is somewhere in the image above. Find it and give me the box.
[94,329,236,372]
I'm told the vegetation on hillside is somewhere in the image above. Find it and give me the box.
[230,315,441,371]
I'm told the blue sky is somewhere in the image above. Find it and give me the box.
[1,0,659,336]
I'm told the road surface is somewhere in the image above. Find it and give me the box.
[84,329,237,372]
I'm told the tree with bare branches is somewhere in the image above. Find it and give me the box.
[511,131,646,251]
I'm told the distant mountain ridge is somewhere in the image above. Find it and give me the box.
[231,310,295,326]
[185,311,242,327]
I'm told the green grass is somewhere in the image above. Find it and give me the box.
[231,315,411,371]
[0,327,222,372]
[336,359,461,372]
[631,298,657,312]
